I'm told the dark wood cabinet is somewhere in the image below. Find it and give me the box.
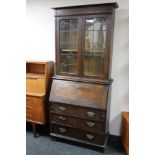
[49,3,118,148]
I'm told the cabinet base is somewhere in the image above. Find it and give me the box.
[50,132,109,149]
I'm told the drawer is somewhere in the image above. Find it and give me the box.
[52,124,105,145]
[51,102,106,121]
[26,77,46,94]
[51,113,105,134]
[26,96,32,107]
[26,95,45,124]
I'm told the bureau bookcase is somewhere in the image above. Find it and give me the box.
[49,3,118,148]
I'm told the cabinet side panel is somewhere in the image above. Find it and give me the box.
[105,85,111,134]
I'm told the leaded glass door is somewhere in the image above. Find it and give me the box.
[56,17,81,76]
[83,16,109,79]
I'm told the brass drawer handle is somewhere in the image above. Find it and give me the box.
[86,134,94,140]
[26,114,32,118]
[87,111,96,118]
[26,98,31,100]
[58,116,66,121]
[59,128,66,133]
[86,121,95,128]
[26,106,32,109]
[58,106,66,111]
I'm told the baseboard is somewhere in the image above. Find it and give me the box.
[109,134,121,142]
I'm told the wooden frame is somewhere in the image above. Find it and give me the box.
[54,3,116,81]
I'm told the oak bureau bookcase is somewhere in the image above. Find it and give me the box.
[49,3,118,148]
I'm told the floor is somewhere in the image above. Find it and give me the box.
[26,124,127,155]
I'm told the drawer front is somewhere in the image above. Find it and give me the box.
[26,95,45,124]
[26,96,32,107]
[51,102,106,121]
[52,124,105,145]
[51,113,105,134]
[26,106,32,116]
[26,77,46,94]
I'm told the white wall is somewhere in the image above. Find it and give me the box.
[26,0,129,136]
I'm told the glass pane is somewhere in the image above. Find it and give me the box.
[70,20,78,31]
[94,18,106,30]
[93,31,105,44]
[59,19,78,74]
[84,52,104,76]
[85,19,94,31]
[92,44,106,52]
[85,31,93,52]
[60,20,70,31]
[84,17,107,77]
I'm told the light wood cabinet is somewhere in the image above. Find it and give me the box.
[26,60,54,136]
[121,112,129,154]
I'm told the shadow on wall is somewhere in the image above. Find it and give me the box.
[110,113,122,136]
[109,8,129,136]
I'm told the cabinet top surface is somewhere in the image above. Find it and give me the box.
[52,2,118,10]
[122,112,129,122]
[26,92,45,97]
[26,60,53,64]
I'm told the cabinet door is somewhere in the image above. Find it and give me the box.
[56,17,82,76]
[82,15,110,79]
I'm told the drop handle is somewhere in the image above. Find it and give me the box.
[86,134,94,140]
[59,128,66,133]
[58,107,66,111]
[86,121,95,128]
[26,106,32,109]
[26,114,32,118]
[86,111,96,118]
[58,116,66,121]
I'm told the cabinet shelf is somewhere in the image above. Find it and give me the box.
[61,63,77,67]
[61,49,77,52]
[85,30,106,32]
[61,53,77,55]
[26,73,45,79]
[60,31,78,32]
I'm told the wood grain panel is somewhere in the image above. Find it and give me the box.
[52,124,105,145]
[51,113,105,134]
[50,79,108,109]
[51,102,106,121]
